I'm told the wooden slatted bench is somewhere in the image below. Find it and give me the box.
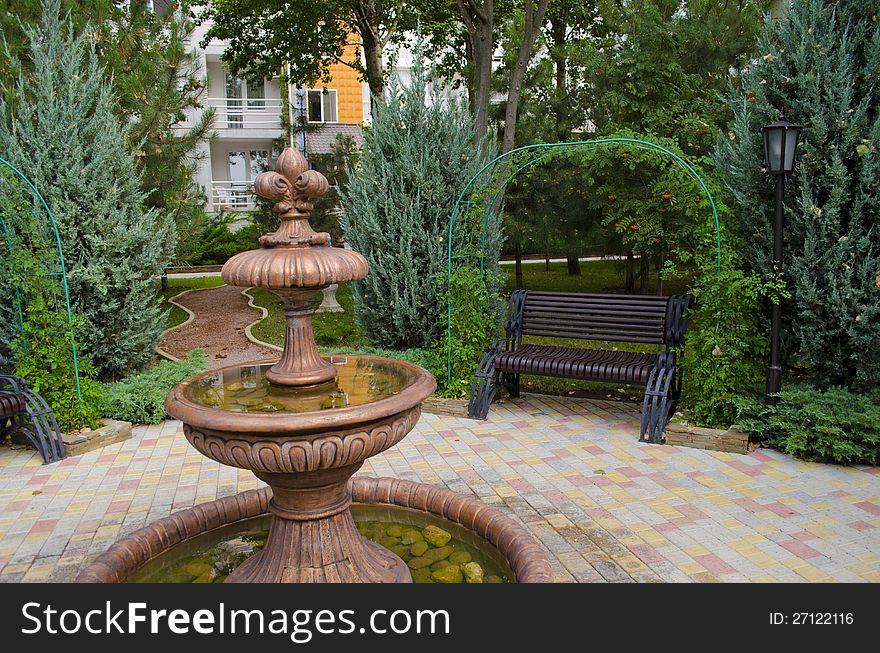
[468,290,691,443]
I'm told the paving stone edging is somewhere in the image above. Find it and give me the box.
[62,418,132,457]
[665,421,752,454]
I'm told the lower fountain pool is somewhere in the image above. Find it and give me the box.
[129,504,514,584]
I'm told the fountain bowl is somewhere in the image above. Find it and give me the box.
[75,477,553,583]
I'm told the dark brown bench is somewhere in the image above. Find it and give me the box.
[468,290,691,443]
[0,353,64,463]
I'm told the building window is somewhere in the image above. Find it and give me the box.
[225,74,266,128]
[307,89,338,123]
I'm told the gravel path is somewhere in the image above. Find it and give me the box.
[160,285,278,368]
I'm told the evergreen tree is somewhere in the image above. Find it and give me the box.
[715,0,880,390]
[340,54,490,349]
[0,0,176,379]
[2,0,213,263]
[93,1,213,263]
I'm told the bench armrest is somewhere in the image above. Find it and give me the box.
[503,289,528,352]
[664,295,692,349]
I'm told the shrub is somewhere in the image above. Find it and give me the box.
[189,218,261,265]
[340,48,489,350]
[13,301,105,433]
[735,384,880,466]
[428,263,501,398]
[0,1,176,380]
[104,350,205,424]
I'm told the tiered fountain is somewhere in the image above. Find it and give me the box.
[77,148,550,584]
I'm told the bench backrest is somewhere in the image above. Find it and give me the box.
[512,291,689,347]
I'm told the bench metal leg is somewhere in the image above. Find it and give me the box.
[640,361,676,444]
[14,388,65,464]
[468,348,502,420]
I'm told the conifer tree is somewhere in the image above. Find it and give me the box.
[715,0,880,389]
[340,54,491,349]
[0,0,176,379]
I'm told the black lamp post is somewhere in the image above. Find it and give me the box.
[761,113,802,404]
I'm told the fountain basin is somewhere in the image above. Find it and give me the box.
[75,477,553,583]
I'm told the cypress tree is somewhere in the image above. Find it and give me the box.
[340,53,490,349]
[0,0,176,379]
[715,0,880,389]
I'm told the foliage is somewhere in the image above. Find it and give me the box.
[2,0,213,264]
[104,350,206,424]
[1,237,105,433]
[93,1,214,263]
[310,134,360,246]
[201,0,414,99]
[13,300,106,433]
[340,49,489,349]
[674,252,769,427]
[578,0,767,158]
[0,0,176,380]
[735,384,880,466]
[715,0,880,390]
[428,263,502,398]
[189,218,261,265]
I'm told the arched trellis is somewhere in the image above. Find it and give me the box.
[445,137,723,388]
[0,156,84,421]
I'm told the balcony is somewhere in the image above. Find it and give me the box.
[206,97,284,132]
[212,181,257,212]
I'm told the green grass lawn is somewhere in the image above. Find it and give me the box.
[159,275,225,331]
[502,258,692,295]
[249,283,365,349]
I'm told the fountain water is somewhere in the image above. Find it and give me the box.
[76,148,550,584]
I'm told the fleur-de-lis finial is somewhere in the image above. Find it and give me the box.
[253,148,330,248]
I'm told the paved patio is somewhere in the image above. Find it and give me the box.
[1,394,878,583]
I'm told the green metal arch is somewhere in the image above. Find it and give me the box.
[0,156,84,420]
[445,137,723,386]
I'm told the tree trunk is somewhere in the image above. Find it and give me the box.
[501,0,550,155]
[566,255,580,276]
[625,251,634,293]
[770,0,790,21]
[639,252,650,294]
[352,2,385,117]
[515,245,523,290]
[656,250,665,296]
[457,0,494,149]
[545,251,550,272]
[161,272,169,292]
[549,14,568,142]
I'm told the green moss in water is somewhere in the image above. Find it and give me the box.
[130,505,513,584]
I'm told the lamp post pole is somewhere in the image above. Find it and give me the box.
[766,174,785,404]
[761,113,802,405]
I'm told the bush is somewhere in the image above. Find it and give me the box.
[340,48,489,350]
[103,350,205,424]
[428,263,501,398]
[715,0,880,389]
[735,385,880,466]
[13,301,106,434]
[189,219,261,265]
[0,2,176,380]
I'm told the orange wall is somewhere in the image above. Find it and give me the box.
[313,39,363,124]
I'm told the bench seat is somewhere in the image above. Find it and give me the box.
[495,345,658,384]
